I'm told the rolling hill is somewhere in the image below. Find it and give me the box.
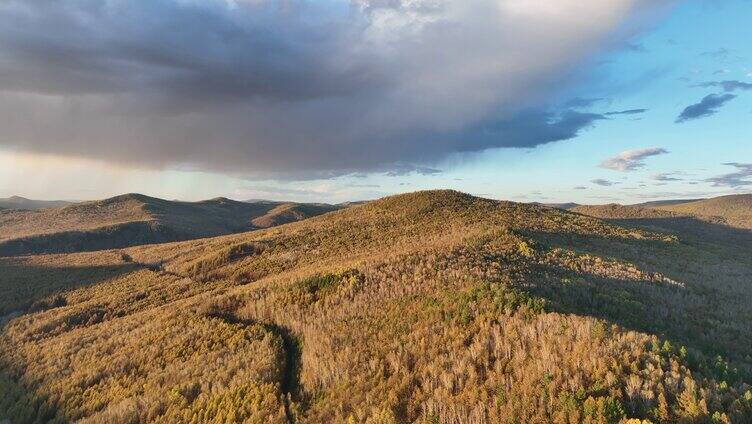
[634,199,705,208]
[571,194,752,235]
[571,204,684,220]
[650,194,752,229]
[542,202,580,210]
[0,196,72,211]
[0,194,340,256]
[250,202,342,229]
[2,190,751,423]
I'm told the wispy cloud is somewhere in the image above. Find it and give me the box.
[566,97,606,108]
[676,93,736,123]
[599,147,669,172]
[701,48,730,60]
[695,80,752,92]
[591,179,616,187]
[651,172,683,182]
[706,163,752,188]
[604,108,648,116]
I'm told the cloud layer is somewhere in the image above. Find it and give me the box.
[707,163,752,188]
[0,0,667,178]
[599,147,668,171]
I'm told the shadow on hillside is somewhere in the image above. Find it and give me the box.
[0,367,58,423]
[605,216,752,253]
[0,221,188,257]
[522,222,752,364]
[0,260,149,423]
[0,260,140,318]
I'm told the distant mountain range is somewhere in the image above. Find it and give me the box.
[571,194,752,230]
[0,196,73,210]
[0,194,340,256]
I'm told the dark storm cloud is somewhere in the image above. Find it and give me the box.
[455,109,607,152]
[707,163,752,188]
[0,1,382,101]
[0,0,669,179]
[675,93,736,123]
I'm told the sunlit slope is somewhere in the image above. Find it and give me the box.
[0,194,340,256]
[574,194,752,231]
[2,190,752,423]
[572,198,752,250]
[652,194,752,229]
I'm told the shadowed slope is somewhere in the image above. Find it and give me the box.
[651,194,752,229]
[571,204,684,220]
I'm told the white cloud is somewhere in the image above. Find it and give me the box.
[599,147,669,172]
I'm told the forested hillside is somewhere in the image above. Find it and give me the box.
[0,196,72,211]
[0,194,339,256]
[1,191,751,423]
[651,195,752,230]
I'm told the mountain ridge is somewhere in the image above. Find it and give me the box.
[572,193,752,230]
[0,196,73,210]
[0,193,341,256]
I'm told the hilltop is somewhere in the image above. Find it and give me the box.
[634,199,705,208]
[0,196,72,210]
[571,194,752,236]
[0,194,340,256]
[541,202,580,210]
[2,190,751,423]
[650,194,752,229]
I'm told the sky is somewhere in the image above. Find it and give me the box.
[0,0,750,204]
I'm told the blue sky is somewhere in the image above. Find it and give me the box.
[0,0,749,203]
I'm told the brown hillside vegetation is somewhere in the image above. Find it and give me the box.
[573,194,752,233]
[651,195,752,230]
[571,204,683,221]
[2,190,752,423]
[0,195,340,256]
[251,203,341,229]
[0,196,73,211]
